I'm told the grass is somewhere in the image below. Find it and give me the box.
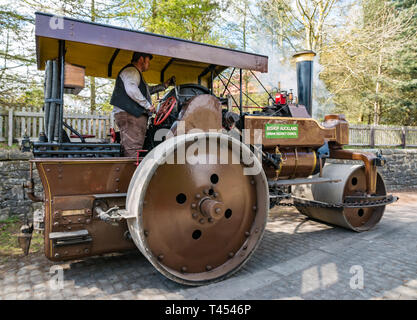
[0,216,44,263]
[0,143,20,150]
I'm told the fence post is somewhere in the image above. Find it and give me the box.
[370,126,375,148]
[8,108,13,147]
[401,126,407,149]
[110,112,114,129]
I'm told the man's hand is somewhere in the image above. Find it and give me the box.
[163,76,176,88]
[148,105,156,114]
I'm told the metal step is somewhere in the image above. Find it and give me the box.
[49,230,92,247]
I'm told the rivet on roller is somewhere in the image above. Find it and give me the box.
[158,254,164,261]
[195,194,201,199]
[199,219,205,224]
[181,266,187,273]
[245,231,250,237]
[144,230,149,237]
[228,252,234,258]
[215,208,221,214]
[192,213,198,219]
[253,206,257,211]
[191,203,197,209]
[206,265,212,271]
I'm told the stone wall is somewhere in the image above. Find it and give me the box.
[0,150,43,221]
[0,148,416,221]
[327,149,417,191]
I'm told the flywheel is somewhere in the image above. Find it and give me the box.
[126,132,269,285]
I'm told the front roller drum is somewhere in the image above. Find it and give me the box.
[126,132,269,285]
[295,164,386,232]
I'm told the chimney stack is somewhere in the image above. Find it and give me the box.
[293,51,316,117]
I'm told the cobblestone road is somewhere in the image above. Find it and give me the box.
[1,192,416,300]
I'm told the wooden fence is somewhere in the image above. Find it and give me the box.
[0,107,114,146]
[1,107,417,148]
[349,124,417,148]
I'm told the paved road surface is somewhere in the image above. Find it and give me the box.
[1,192,416,300]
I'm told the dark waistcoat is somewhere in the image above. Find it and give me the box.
[110,64,151,117]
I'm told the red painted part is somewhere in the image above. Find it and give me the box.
[70,134,95,139]
[275,93,286,105]
[136,150,148,166]
[242,106,265,109]
[154,97,176,126]
[109,128,117,143]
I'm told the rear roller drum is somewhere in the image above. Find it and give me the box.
[294,164,386,232]
[126,132,269,285]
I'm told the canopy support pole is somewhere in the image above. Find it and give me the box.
[107,48,120,77]
[239,69,243,118]
[58,40,65,143]
[160,58,175,83]
[198,64,216,86]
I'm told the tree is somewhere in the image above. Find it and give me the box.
[0,6,41,108]
[121,0,225,44]
[320,0,416,125]
[387,0,417,125]
[256,0,339,53]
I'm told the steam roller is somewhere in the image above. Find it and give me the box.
[25,15,400,288]
[293,164,387,232]
[125,132,269,285]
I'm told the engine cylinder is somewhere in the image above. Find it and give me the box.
[263,147,319,180]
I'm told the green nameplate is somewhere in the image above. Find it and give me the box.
[265,124,298,139]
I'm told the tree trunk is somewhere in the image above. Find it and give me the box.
[150,0,157,32]
[90,76,96,112]
[374,53,383,125]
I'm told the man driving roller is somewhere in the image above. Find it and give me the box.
[110,51,174,157]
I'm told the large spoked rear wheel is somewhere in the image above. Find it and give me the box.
[126,132,269,285]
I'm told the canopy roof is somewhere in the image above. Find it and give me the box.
[35,12,268,85]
